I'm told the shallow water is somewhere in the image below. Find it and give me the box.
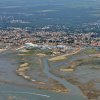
[0,51,87,100]
[0,84,87,100]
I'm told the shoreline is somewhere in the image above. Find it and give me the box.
[0,49,6,53]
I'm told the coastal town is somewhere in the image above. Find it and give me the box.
[0,28,100,99]
[0,0,100,100]
[0,29,100,51]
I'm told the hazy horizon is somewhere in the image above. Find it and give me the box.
[0,0,100,8]
[0,0,100,31]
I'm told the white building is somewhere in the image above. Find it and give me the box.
[25,43,39,49]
